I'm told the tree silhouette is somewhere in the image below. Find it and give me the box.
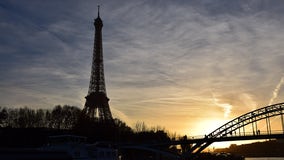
[0,105,81,129]
[0,107,8,127]
[51,105,63,129]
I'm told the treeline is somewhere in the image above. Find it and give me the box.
[0,105,183,139]
[215,139,284,157]
[0,105,81,129]
[0,105,191,156]
[0,105,181,142]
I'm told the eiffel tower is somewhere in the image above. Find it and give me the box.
[82,6,113,122]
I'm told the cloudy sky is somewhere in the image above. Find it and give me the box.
[1,0,284,139]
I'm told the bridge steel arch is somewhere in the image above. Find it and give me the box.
[188,102,284,156]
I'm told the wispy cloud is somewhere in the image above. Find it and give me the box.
[1,0,284,134]
[269,75,284,105]
[211,92,233,118]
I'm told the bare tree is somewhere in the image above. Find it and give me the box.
[134,121,147,132]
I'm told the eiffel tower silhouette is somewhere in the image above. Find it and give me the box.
[82,6,113,122]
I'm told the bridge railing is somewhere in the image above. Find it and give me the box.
[188,130,284,140]
[209,130,284,138]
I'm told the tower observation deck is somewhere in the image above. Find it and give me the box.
[82,6,113,122]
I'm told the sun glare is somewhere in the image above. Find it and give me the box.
[194,119,230,136]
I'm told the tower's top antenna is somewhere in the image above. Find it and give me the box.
[97,5,100,18]
[94,4,102,26]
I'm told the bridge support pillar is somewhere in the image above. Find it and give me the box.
[266,114,271,135]
[281,110,284,134]
[243,122,245,136]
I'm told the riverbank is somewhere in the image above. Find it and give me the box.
[246,158,284,160]
[215,140,284,157]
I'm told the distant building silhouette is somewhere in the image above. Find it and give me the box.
[82,6,113,122]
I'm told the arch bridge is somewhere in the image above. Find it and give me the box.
[183,102,284,158]
[121,103,284,159]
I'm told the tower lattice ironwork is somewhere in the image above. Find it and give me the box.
[82,6,113,122]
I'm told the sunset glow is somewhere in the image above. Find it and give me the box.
[1,0,284,141]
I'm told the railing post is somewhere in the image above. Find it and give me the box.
[238,123,241,136]
[266,113,271,135]
[281,109,284,134]
[255,120,258,135]
[252,120,255,136]
[243,121,245,136]
[251,113,255,136]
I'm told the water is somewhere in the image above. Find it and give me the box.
[246,158,284,160]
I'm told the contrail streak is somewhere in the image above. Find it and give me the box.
[269,75,284,105]
[212,92,232,118]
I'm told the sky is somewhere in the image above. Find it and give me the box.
[1,0,284,143]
